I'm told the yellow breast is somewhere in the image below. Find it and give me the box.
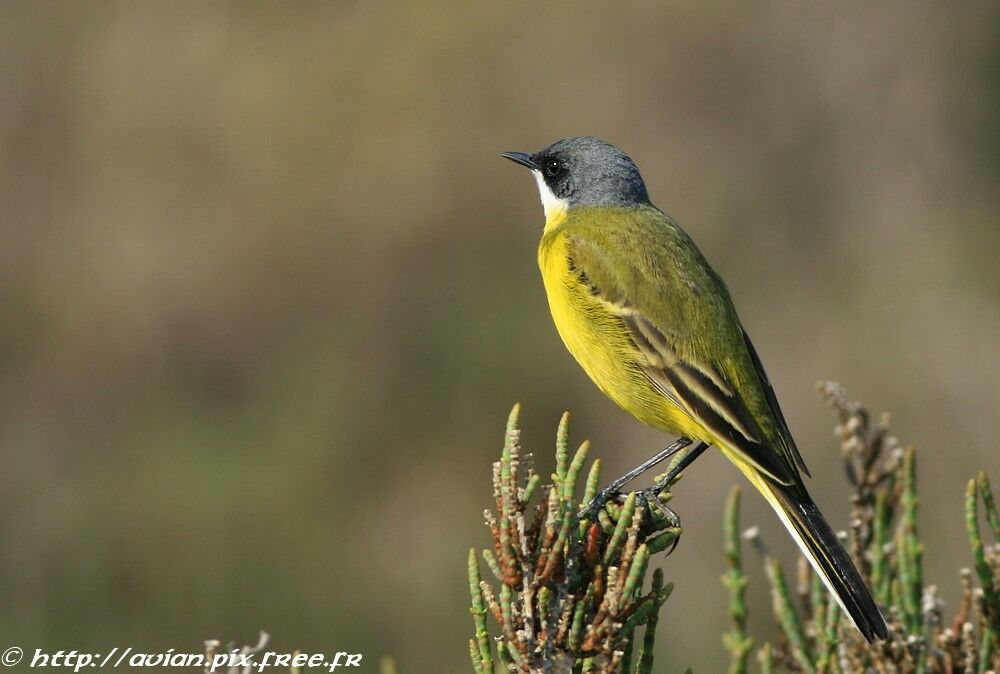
[537,223,692,435]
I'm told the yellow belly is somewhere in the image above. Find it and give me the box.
[538,231,703,438]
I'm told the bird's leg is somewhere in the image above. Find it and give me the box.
[578,436,692,521]
[648,441,710,494]
[633,442,711,554]
[605,437,694,493]
[637,487,682,528]
[635,488,684,555]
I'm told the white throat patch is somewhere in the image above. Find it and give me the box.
[532,170,569,221]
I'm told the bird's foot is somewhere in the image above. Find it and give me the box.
[637,486,681,529]
[578,485,624,523]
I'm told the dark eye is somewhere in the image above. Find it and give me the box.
[544,159,562,178]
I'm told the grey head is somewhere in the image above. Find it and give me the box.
[501,136,650,214]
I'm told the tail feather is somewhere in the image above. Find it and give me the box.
[746,468,889,642]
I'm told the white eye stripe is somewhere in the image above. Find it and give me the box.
[531,170,569,220]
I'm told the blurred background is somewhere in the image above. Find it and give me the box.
[1,2,999,672]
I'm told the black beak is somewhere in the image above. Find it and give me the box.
[500,151,537,170]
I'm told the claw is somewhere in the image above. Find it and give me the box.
[638,487,682,529]
[578,485,621,522]
[636,488,683,555]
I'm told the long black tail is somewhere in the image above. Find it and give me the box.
[756,474,889,641]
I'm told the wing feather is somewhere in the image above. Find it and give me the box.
[565,231,798,486]
[622,311,795,485]
[741,328,810,477]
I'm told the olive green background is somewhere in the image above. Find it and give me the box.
[1,3,998,672]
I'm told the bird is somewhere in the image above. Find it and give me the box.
[501,136,888,642]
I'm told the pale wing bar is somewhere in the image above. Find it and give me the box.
[566,251,795,485]
[626,313,756,442]
[622,311,797,486]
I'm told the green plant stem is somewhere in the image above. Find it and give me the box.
[636,568,668,674]
[764,555,814,674]
[901,447,924,634]
[967,478,1000,627]
[978,472,1000,543]
[468,549,493,672]
[757,644,773,674]
[721,486,751,674]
